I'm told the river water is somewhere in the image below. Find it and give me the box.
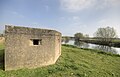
[62,40,120,55]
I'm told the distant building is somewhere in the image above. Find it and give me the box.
[5,25,61,71]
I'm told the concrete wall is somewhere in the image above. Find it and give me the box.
[54,33,61,62]
[5,25,61,71]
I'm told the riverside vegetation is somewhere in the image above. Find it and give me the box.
[0,42,120,77]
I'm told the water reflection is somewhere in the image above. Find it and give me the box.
[64,39,69,44]
[62,40,120,55]
[93,45,117,54]
[74,41,89,48]
[74,41,84,47]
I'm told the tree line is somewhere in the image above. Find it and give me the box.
[62,26,118,44]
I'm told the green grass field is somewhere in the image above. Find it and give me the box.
[0,44,120,77]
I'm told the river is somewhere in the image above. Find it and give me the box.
[62,40,120,55]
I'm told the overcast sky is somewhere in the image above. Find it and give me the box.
[0,0,120,37]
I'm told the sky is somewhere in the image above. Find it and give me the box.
[0,0,120,37]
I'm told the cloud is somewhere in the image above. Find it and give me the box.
[106,0,120,6]
[10,11,25,18]
[59,16,80,23]
[95,0,120,9]
[67,16,80,22]
[61,23,90,36]
[58,18,89,36]
[60,0,95,12]
[30,22,57,30]
[60,0,120,12]
[97,18,120,37]
[72,16,80,20]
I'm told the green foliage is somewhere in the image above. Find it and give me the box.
[74,33,84,40]
[62,36,70,43]
[0,44,120,77]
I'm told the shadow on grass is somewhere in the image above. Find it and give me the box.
[0,49,4,70]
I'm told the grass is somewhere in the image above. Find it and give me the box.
[0,44,120,77]
[112,39,120,43]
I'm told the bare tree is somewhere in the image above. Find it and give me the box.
[94,26,117,42]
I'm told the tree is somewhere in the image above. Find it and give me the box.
[74,32,84,41]
[84,34,89,39]
[62,36,70,44]
[94,26,117,42]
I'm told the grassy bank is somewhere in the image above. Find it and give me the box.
[0,44,120,77]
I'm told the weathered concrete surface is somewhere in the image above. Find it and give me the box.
[5,25,61,71]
